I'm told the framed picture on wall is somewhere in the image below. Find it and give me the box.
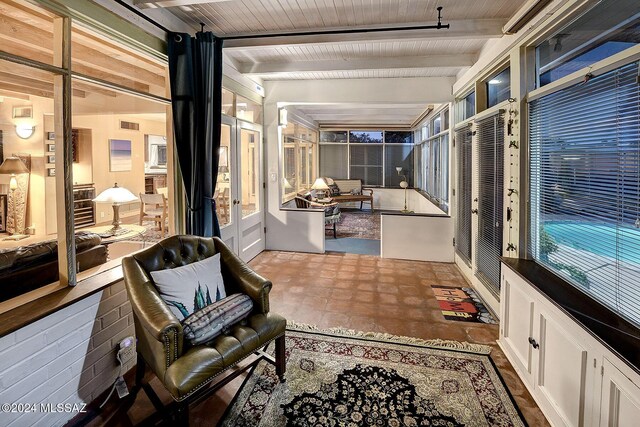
[0,195,7,233]
[47,132,55,140]
[47,168,55,177]
[47,155,55,164]
[47,144,55,152]
[109,139,132,172]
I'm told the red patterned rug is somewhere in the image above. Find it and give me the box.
[219,323,525,426]
[326,210,380,240]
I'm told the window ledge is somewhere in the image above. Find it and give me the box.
[0,262,124,339]
[501,257,640,374]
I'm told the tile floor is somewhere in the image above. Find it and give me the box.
[95,250,549,426]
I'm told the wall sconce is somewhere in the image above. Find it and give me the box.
[278,107,288,127]
[15,123,35,139]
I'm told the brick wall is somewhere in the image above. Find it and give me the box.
[0,280,135,427]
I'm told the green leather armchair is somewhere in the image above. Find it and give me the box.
[122,235,286,425]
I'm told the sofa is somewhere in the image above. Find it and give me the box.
[326,178,374,212]
[0,232,108,302]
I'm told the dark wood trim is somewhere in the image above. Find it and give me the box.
[0,266,123,338]
[501,258,640,374]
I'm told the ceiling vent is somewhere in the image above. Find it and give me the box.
[503,0,553,35]
[120,120,140,131]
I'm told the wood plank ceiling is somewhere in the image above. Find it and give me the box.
[134,0,526,125]
[148,0,524,81]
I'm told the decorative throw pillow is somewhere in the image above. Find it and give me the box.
[350,188,361,195]
[328,183,340,196]
[182,293,253,346]
[150,253,226,320]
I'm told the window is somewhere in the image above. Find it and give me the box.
[281,122,318,201]
[536,0,640,87]
[0,1,173,303]
[385,131,413,144]
[476,113,505,294]
[455,125,473,263]
[443,110,450,131]
[320,131,347,143]
[222,88,234,115]
[529,62,640,326]
[349,130,383,143]
[486,67,511,108]
[350,145,383,186]
[235,94,262,124]
[457,91,476,121]
[385,145,414,187]
[432,116,441,135]
[319,144,348,179]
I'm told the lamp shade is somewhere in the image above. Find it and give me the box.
[0,157,29,175]
[93,183,138,204]
[396,166,403,173]
[310,177,329,191]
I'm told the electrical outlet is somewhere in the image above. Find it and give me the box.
[117,336,136,364]
[100,212,105,219]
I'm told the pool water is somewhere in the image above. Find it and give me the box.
[544,221,640,265]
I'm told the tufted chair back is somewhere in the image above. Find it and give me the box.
[132,234,217,274]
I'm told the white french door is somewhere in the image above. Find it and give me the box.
[217,116,265,262]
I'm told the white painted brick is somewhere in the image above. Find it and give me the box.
[0,284,135,427]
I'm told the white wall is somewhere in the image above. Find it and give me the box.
[381,214,454,263]
[0,281,135,427]
[264,77,455,253]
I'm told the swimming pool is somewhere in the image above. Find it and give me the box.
[543,221,640,265]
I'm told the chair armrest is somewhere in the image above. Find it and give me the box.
[362,188,374,196]
[214,237,272,314]
[122,256,183,368]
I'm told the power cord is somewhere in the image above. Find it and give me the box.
[99,352,124,409]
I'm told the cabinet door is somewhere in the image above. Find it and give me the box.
[599,358,640,427]
[500,270,536,386]
[534,305,591,427]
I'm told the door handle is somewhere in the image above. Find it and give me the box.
[528,337,539,349]
[233,199,238,205]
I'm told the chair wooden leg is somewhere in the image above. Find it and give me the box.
[360,201,363,210]
[135,353,146,390]
[275,334,286,382]
[333,223,337,239]
[175,402,189,427]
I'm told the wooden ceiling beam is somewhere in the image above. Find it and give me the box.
[223,19,506,49]
[238,54,475,75]
[0,89,30,100]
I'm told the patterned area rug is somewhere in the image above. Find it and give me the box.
[219,323,525,427]
[432,286,498,324]
[326,210,380,240]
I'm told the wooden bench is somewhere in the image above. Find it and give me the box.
[329,179,374,212]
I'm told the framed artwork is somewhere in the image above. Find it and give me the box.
[0,195,6,233]
[109,139,132,172]
[47,168,55,177]
[47,144,55,152]
[47,155,55,163]
[47,132,55,140]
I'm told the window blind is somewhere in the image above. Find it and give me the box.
[319,145,348,179]
[529,61,640,327]
[350,145,383,186]
[455,125,473,263]
[476,113,505,294]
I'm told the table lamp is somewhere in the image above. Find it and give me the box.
[0,157,30,240]
[311,177,329,199]
[93,183,138,236]
[396,166,413,214]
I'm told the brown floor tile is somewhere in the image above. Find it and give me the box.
[100,249,548,427]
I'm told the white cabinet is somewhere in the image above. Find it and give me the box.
[599,359,640,427]
[499,264,640,427]
[500,267,596,426]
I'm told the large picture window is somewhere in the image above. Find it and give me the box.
[318,130,413,187]
[529,61,640,326]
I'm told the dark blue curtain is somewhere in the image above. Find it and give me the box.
[168,31,223,237]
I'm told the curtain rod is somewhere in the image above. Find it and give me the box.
[114,1,450,42]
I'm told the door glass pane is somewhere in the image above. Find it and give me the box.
[222,88,234,116]
[241,129,260,217]
[216,124,232,227]
[236,95,262,124]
